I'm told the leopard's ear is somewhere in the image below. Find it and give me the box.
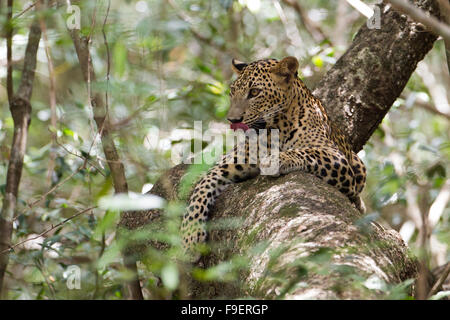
[270,56,299,83]
[231,59,248,74]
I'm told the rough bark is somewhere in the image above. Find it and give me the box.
[0,18,41,297]
[118,0,442,299]
[123,165,417,299]
[387,0,450,42]
[437,0,450,75]
[313,0,439,152]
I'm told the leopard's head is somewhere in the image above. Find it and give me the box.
[227,56,299,131]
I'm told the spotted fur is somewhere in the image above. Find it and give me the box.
[181,57,366,254]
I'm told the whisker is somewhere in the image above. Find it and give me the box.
[243,104,286,130]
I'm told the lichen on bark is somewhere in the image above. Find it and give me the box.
[120,165,417,299]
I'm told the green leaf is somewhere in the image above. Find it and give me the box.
[98,193,165,211]
[312,56,324,68]
[97,240,122,269]
[161,263,179,291]
[197,63,211,74]
[113,41,127,78]
[179,163,212,199]
[94,210,120,239]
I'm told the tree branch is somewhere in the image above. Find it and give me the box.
[37,1,58,187]
[0,16,41,298]
[429,262,450,297]
[12,0,39,19]
[167,0,227,52]
[118,0,443,299]
[400,92,450,120]
[437,0,450,75]
[280,0,331,44]
[6,0,13,104]
[313,0,440,152]
[0,207,95,256]
[386,0,450,42]
[64,0,143,300]
[130,166,417,299]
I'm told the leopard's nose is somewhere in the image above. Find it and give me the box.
[228,117,243,123]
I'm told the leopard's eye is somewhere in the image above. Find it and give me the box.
[248,88,261,99]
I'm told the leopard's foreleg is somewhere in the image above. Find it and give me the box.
[274,147,364,211]
[181,154,259,254]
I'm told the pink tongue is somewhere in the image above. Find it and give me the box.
[230,122,249,132]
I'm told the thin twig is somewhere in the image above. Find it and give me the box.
[428,263,450,298]
[12,0,39,19]
[38,2,58,187]
[437,0,450,76]
[28,166,84,208]
[109,104,151,131]
[273,0,305,52]
[34,257,56,298]
[54,137,106,177]
[400,93,450,120]
[93,230,106,299]
[87,0,98,43]
[0,207,96,256]
[416,184,432,300]
[28,123,106,208]
[65,0,143,300]
[102,0,111,113]
[281,0,332,45]
[167,0,227,52]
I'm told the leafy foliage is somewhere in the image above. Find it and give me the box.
[0,0,448,299]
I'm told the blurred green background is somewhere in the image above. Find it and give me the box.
[0,0,448,299]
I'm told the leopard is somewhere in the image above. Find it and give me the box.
[180,56,366,256]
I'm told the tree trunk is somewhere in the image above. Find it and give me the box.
[66,17,144,299]
[0,19,41,298]
[313,0,439,152]
[118,0,442,299]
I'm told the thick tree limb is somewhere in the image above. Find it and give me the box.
[313,0,439,152]
[0,18,41,298]
[386,0,450,42]
[134,166,417,299]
